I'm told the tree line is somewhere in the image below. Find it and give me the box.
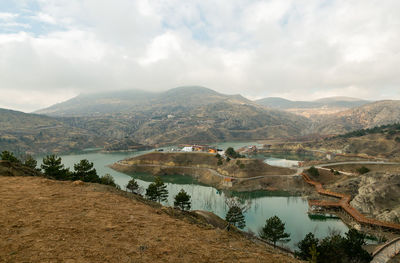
[2,150,373,262]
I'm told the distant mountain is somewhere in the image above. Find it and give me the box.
[313,100,400,134]
[255,96,369,110]
[0,108,103,154]
[35,86,250,117]
[35,86,310,146]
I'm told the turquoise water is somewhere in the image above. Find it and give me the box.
[36,150,348,250]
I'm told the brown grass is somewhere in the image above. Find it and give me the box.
[0,176,299,263]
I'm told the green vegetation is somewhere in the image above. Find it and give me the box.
[41,155,71,180]
[73,159,100,183]
[225,205,246,229]
[225,147,244,159]
[296,229,372,263]
[145,176,168,203]
[307,166,319,177]
[338,123,400,138]
[126,178,140,194]
[173,189,191,211]
[259,215,290,248]
[23,155,38,170]
[357,166,370,174]
[100,174,117,187]
[1,151,20,163]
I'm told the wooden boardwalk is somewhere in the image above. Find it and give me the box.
[302,173,400,231]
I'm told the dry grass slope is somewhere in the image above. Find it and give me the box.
[0,176,299,263]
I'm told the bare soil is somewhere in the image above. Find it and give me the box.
[0,176,299,263]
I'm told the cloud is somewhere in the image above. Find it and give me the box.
[0,0,399,112]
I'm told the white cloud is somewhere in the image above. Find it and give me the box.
[0,0,400,112]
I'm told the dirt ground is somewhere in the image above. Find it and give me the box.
[0,176,299,263]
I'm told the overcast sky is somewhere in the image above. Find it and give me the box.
[1,0,399,112]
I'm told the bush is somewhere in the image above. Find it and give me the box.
[295,229,372,263]
[0,151,20,163]
[307,166,319,177]
[217,159,223,166]
[100,174,117,187]
[225,147,243,159]
[357,166,370,174]
[395,137,400,143]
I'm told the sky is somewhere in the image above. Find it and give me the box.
[0,0,399,112]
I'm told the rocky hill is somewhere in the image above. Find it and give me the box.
[0,168,298,263]
[313,100,400,134]
[35,86,311,146]
[255,96,369,117]
[0,108,105,154]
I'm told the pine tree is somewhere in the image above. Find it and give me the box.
[126,178,139,194]
[41,155,70,180]
[145,183,158,201]
[259,215,290,248]
[154,176,168,203]
[23,155,37,170]
[0,151,20,163]
[225,205,246,229]
[174,189,191,210]
[73,159,99,183]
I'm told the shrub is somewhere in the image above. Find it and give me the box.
[225,147,243,159]
[307,166,319,177]
[357,166,370,174]
[0,151,20,163]
[100,174,117,187]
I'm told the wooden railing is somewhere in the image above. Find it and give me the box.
[302,173,400,231]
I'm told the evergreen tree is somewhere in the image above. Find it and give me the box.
[23,154,37,170]
[145,177,169,203]
[259,215,290,248]
[145,183,158,201]
[126,178,139,194]
[73,159,99,183]
[295,232,319,260]
[225,205,246,229]
[41,155,70,180]
[154,176,168,203]
[174,189,191,211]
[0,151,20,163]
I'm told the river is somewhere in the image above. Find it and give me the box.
[37,148,349,250]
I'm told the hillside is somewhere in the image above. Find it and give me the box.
[0,108,105,154]
[313,100,400,134]
[35,87,311,146]
[0,173,298,262]
[255,96,369,117]
[303,123,400,160]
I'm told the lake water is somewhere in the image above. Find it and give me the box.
[36,149,348,250]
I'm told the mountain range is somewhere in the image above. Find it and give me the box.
[1,86,399,154]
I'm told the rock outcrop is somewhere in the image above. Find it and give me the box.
[350,173,400,223]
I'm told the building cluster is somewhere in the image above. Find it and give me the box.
[179,144,223,154]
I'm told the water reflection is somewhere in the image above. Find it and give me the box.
[36,150,348,250]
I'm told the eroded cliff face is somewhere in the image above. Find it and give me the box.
[350,173,400,222]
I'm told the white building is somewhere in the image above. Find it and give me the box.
[182,146,193,152]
